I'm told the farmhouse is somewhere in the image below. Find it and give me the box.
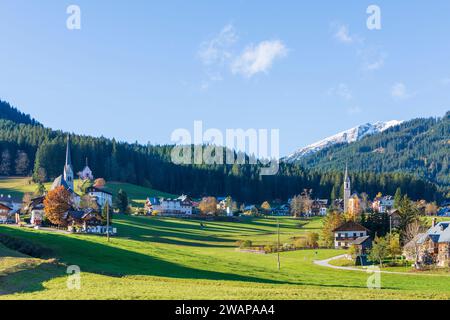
[333,221,369,249]
[412,220,450,267]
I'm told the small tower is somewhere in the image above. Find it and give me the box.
[63,135,74,190]
[343,164,351,213]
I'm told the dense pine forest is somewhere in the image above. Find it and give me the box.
[0,100,444,203]
[296,112,450,191]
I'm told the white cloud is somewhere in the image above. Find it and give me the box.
[391,82,411,100]
[328,83,353,100]
[198,24,238,66]
[231,40,288,77]
[334,25,354,44]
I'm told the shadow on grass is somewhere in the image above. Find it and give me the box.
[0,220,386,296]
[0,261,64,296]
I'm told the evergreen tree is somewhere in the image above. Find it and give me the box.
[114,189,129,213]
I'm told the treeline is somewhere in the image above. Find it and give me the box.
[296,111,450,189]
[0,117,442,203]
[0,100,40,126]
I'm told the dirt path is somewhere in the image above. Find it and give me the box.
[314,254,450,277]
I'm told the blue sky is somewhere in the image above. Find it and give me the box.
[0,1,449,156]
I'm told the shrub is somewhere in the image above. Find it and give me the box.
[237,240,252,248]
[0,234,52,258]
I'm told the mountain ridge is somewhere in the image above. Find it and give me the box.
[285,120,403,162]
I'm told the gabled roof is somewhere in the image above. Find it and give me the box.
[333,221,369,232]
[350,236,371,245]
[86,186,112,195]
[51,175,70,190]
[0,203,13,211]
[426,221,450,243]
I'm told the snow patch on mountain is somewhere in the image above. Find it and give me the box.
[285,120,403,162]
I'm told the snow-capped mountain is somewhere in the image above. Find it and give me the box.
[284,120,403,162]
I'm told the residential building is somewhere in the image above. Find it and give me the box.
[150,197,193,215]
[410,219,450,267]
[372,196,394,213]
[332,221,369,249]
[86,186,113,208]
[0,203,13,224]
[311,199,328,216]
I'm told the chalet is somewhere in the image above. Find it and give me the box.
[332,221,369,249]
[0,203,13,224]
[311,199,328,216]
[86,186,113,208]
[0,194,21,212]
[28,196,45,226]
[372,196,394,213]
[66,209,103,232]
[412,220,450,267]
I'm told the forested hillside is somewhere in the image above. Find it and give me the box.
[296,112,450,189]
[0,100,40,126]
[0,102,443,203]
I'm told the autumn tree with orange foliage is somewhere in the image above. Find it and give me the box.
[43,186,72,226]
[199,197,218,215]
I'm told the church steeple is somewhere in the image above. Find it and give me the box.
[343,163,351,213]
[65,135,72,167]
[63,135,74,190]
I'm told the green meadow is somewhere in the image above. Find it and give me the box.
[0,177,176,206]
[1,214,450,300]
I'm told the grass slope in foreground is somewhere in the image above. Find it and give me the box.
[1,215,450,300]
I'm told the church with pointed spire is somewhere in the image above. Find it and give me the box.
[50,135,80,205]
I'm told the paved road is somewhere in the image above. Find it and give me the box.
[314,254,450,277]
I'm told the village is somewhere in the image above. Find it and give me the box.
[0,136,449,271]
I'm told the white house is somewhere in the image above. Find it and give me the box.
[332,221,369,249]
[151,197,193,215]
[86,186,113,208]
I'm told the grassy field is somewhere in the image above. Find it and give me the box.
[1,214,450,300]
[0,177,177,206]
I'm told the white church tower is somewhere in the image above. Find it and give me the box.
[343,164,351,213]
[63,135,74,190]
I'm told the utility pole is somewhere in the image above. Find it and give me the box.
[106,202,110,242]
[277,218,281,271]
[389,215,392,235]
